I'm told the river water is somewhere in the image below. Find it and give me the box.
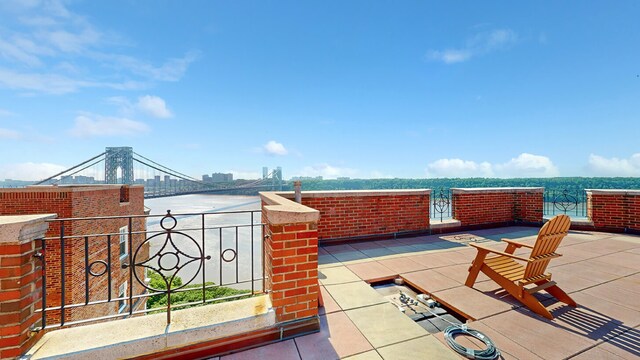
[144,194,262,290]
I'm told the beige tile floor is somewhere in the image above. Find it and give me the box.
[220,227,640,360]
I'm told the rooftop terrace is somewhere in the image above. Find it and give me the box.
[214,227,640,359]
[1,187,639,359]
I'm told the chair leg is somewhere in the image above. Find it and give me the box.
[482,265,554,319]
[535,280,577,307]
[465,250,488,287]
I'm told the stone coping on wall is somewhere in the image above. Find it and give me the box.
[451,187,544,194]
[260,192,320,225]
[26,295,275,360]
[0,214,57,243]
[585,189,640,196]
[276,189,431,198]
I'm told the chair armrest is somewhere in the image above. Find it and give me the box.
[501,238,534,249]
[469,243,531,262]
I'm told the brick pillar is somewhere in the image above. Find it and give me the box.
[0,214,55,359]
[260,192,320,323]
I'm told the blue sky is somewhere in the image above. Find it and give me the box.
[1,1,639,180]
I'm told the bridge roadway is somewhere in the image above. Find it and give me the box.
[143,184,283,199]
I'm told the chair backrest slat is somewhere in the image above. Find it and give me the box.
[523,214,571,280]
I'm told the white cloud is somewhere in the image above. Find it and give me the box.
[298,164,358,179]
[0,162,67,181]
[495,153,559,177]
[0,109,14,117]
[587,153,640,176]
[426,158,494,178]
[69,113,150,138]
[136,95,172,118]
[426,153,558,178]
[0,1,198,94]
[428,28,518,64]
[263,140,288,156]
[427,49,471,64]
[0,128,22,139]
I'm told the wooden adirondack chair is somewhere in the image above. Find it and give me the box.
[465,214,577,319]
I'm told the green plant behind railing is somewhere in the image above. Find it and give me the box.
[146,272,251,311]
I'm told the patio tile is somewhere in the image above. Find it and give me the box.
[347,261,396,282]
[582,281,640,311]
[546,303,639,344]
[294,312,373,360]
[319,285,341,315]
[345,303,428,348]
[376,257,424,274]
[324,244,370,262]
[325,281,386,310]
[343,350,383,360]
[377,335,459,360]
[408,252,457,269]
[431,285,514,320]
[595,252,640,271]
[433,264,489,285]
[318,253,341,268]
[550,266,609,293]
[319,266,361,285]
[480,309,594,359]
[569,345,626,359]
[221,339,300,360]
[597,328,640,360]
[373,240,419,254]
[401,269,460,293]
[569,292,640,327]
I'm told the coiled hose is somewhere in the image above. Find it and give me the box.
[443,325,501,360]
[398,292,500,360]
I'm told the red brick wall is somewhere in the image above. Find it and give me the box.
[588,190,640,232]
[452,188,544,226]
[0,185,147,326]
[281,190,430,241]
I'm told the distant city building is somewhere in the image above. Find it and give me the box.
[210,173,233,183]
[337,177,351,180]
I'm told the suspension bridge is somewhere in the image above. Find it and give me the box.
[35,147,285,198]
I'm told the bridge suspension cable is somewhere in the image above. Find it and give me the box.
[35,152,106,185]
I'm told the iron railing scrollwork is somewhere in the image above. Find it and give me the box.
[544,188,587,218]
[123,210,211,324]
[431,188,452,221]
[34,209,264,331]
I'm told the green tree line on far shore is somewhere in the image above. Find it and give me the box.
[282,177,640,192]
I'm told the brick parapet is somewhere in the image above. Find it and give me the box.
[451,188,544,226]
[276,190,430,240]
[0,214,54,359]
[260,193,319,323]
[586,190,640,232]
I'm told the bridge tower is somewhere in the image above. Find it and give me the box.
[105,147,134,184]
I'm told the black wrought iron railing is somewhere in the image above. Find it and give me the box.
[33,209,264,331]
[543,188,588,218]
[431,188,452,221]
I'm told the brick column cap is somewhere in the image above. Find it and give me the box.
[586,189,640,196]
[0,214,56,244]
[451,187,544,194]
[260,192,319,225]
